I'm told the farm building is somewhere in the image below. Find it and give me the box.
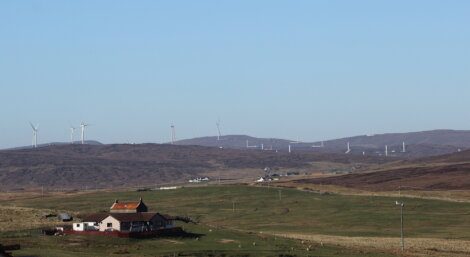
[57,213,73,222]
[73,213,108,231]
[100,213,173,232]
[72,198,174,233]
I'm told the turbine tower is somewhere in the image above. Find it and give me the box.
[312,141,325,148]
[385,145,389,157]
[80,122,89,145]
[345,142,351,154]
[29,122,39,148]
[216,118,222,141]
[70,126,76,144]
[170,124,176,144]
[402,141,406,153]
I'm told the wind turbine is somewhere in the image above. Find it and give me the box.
[170,124,176,144]
[290,136,302,144]
[345,142,351,154]
[312,141,324,148]
[216,118,222,141]
[80,122,89,145]
[70,126,76,144]
[29,122,39,148]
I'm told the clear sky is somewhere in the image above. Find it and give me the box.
[0,1,469,148]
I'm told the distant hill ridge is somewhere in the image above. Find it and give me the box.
[176,129,470,148]
[174,130,470,157]
[5,140,102,150]
[0,143,386,190]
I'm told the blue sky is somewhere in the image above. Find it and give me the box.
[0,1,469,148]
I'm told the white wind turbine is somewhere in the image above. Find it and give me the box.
[170,124,176,144]
[29,122,39,148]
[70,126,76,144]
[80,122,89,144]
[216,118,222,141]
[345,142,351,154]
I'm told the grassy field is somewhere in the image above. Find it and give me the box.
[2,185,470,256]
[0,223,396,257]
[8,185,470,238]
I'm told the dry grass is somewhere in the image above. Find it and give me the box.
[273,232,470,257]
[276,181,470,202]
[0,206,70,232]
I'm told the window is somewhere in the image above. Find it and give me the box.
[76,224,80,227]
[107,223,112,228]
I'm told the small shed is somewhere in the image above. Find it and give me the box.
[57,213,73,222]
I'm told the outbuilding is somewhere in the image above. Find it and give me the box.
[73,213,108,232]
[57,213,73,222]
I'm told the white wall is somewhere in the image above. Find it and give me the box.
[99,216,120,232]
[73,223,84,231]
[73,222,100,231]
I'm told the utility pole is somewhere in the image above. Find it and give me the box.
[395,201,405,251]
[232,200,236,212]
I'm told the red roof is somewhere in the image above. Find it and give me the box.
[110,201,141,211]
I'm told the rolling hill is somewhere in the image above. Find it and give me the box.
[296,149,470,191]
[5,140,103,150]
[0,143,387,190]
[175,130,468,158]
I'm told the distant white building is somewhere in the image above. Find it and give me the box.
[158,186,180,190]
[188,177,210,183]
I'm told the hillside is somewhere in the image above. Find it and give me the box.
[174,130,468,158]
[175,135,293,150]
[0,143,386,190]
[5,140,103,150]
[297,149,470,191]
[320,129,468,151]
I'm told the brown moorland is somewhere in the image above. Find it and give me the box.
[0,143,388,190]
[297,149,470,191]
